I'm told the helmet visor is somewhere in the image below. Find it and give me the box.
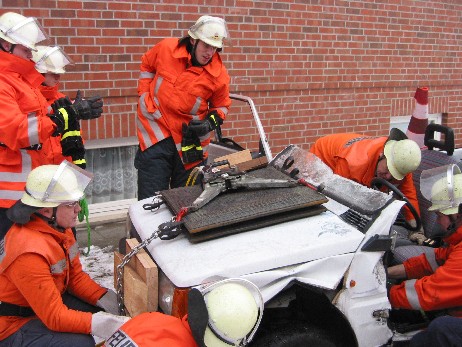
[270,144,334,186]
[0,17,49,51]
[26,160,93,204]
[34,46,74,74]
[420,164,462,212]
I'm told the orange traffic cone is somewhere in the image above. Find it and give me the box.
[406,87,429,148]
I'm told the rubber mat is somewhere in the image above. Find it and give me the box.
[160,166,328,242]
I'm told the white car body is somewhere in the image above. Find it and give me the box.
[128,95,462,346]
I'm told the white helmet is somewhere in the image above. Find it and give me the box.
[421,164,462,215]
[188,16,228,49]
[188,278,263,347]
[32,45,74,74]
[21,160,93,208]
[0,12,48,51]
[384,139,421,180]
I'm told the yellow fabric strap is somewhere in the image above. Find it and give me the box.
[61,130,81,140]
[58,108,69,130]
[73,159,86,165]
[209,114,218,126]
[182,144,203,151]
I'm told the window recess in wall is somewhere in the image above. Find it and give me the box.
[84,137,138,205]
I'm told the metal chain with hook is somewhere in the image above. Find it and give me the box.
[116,228,160,315]
[116,195,184,315]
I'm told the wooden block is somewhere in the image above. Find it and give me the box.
[113,238,158,317]
[236,156,268,172]
[214,149,252,167]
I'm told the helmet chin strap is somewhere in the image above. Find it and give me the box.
[46,207,65,231]
[446,213,462,236]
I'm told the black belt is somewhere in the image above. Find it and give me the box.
[0,301,35,317]
[0,143,42,150]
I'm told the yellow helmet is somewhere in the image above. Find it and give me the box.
[188,16,228,49]
[188,278,263,347]
[32,45,74,74]
[421,164,462,215]
[0,12,48,51]
[21,160,93,208]
[384,139,421,180]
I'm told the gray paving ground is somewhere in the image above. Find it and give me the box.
[76,220,127,252]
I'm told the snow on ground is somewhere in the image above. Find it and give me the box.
[80,245,115,290]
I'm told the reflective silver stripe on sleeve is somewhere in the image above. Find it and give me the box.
[153,76,163,98]
[68,242,80,261]
[140,93,162,121]
[423,248,440,272]
[404,279,422,310]
[27,112,39,145]
[152,76,163,107]
[106,329,139,347]
[136,118,153,148]
[0,150,32,182]
[50,258,67,274]
[189,97,202,117]
[0,190,23,201]
[139,71,154,79]
[217,106,228,116]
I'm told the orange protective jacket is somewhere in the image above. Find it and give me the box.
[105,312,198,347]
[310,133,420,220]
[38,84,65,105]
[0,52,63,208]
[0,216,107,340]
[137,38,231,169]
[390,224,462,315]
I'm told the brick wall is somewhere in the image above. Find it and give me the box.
[3,0,462,153]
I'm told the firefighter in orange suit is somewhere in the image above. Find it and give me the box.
[0,12,56,209]
[0,12,103,239]
[0,162,129,346]
[32,45,68,106]
[32,45,96,169]
[388,165,462,316]
[310,129,422,226]
[105,279,263,347]
[135,15,231,200]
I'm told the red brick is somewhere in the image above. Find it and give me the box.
[1,2,461,146]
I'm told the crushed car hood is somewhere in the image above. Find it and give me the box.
[130,200,365,289]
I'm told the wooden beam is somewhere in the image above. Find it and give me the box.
[113,238,158,317]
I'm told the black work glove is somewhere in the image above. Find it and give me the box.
[61,137,86,169]
[68,146,86,169]
[49,103,80,136]
[181,123,203,164]
[61,119,82,151]
[60,117,86,169]
[51,96,73,113]
[72,90,104,120]
[187,111,223,137]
